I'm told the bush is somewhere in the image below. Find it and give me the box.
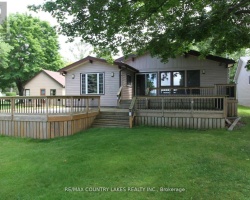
[5,92,16,96]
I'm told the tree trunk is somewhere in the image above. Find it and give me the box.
[16,80,24,96]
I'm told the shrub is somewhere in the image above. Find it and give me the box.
[5,92,16,96]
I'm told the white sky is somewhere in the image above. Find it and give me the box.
[5,0,82,62]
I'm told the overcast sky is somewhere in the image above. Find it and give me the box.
[5,0,81,62]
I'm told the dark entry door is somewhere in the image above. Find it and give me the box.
[187,70,200,94]
[136,73,157,96]
[136,74,146,96]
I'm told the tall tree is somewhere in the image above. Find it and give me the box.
[30,0,250,61]
[68,41,93,61]
[0,30,12,90]
[1,13,63,95]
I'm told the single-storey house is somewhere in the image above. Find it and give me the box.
[234,56,250,107]
[59,50,235,107]
[24,69,65,96]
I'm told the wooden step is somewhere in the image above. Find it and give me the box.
[118,100,132,109]
[92,111,130,128]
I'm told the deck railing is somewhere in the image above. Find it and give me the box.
[147,84,236,98]
[135,96,227,114]
[148,87,215,96]
[128,96,228,128]
[215,84,236,99]
[0,96,101,116]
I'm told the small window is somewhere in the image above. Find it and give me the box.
[40,89,46,96]
[50,89,56,96]
[25,89,30,96]
[127,74,132,86]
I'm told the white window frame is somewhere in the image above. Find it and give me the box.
[81,73,104,94]
[50,89,56,96]
[25,89,30,96]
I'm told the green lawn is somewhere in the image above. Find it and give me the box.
[0,107,250,199]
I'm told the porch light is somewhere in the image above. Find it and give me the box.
[72,74,75,79]
[111,72,114,77]
[202,70,206,74]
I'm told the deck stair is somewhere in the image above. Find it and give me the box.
[118,100,132,109]
[92,110,130,128]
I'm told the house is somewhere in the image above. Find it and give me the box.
[24,69,65,96]
[58,56,138,107]
[59,51,235,107]
[0,52,238,139]
[234,56,250,107]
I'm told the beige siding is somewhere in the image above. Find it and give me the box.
[65,61,120,107]
[236,62,250,106]
[125,53,229,87]
[121,70,135,100]
[24,72,64,96]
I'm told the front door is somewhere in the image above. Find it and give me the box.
[136,73,157,96]
[187,70,200,94]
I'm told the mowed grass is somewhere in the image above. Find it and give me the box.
[0,108,250,199]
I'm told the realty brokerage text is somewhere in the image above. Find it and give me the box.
[65,187,185,193]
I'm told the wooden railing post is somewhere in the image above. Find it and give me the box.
[86,96,89,113]
[46,97,49,120]
[224,97,228,118]
[98,96,100,112]
[70,96,73,117]
[11,97,14,121]
[161,97,164,116]
[190,97,194,115]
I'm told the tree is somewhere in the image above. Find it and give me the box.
[0,13,63,95]
[0,31,12,90]
[68,41,93,61]
[30,0,250,61]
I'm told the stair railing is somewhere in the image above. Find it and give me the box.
[129,96,137,128]
[117,86,123,107]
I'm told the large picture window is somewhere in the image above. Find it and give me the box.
[81,73,104,94]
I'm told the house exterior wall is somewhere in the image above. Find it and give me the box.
[121,69,135,100]
[236,58,250,106]
[65,61,121,107]
[125,53,229,87]
[24,72,65,96]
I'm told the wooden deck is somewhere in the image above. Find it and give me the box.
[0,96,100,139]
[129,95,238,129]
[0,88,238,139]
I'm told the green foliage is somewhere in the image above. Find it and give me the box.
[5,92,16,96]
[0,35,12,68]
[0,13,63,95]
[30,0,250,61]
[68,41,93,61]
